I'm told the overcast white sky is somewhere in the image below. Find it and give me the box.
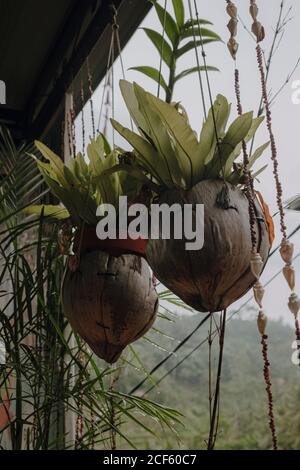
[76,0,300,325]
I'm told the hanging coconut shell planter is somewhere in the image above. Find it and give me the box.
[27,136,158,363]
[62,225,157,363]
[63,249,157,364]
[145,180,270,312]
[111,80,274,313]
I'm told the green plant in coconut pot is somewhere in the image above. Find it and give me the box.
[26,135,158,363]
[131,0,221,103]
[110,80,273,313]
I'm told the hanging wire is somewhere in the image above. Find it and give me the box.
[188,0,226,184]
[111,28,115,147]
[97,4,123,144]
[115,22,134,131]
[157,0,167,99]
[187,0,207,119]
[97,35,114,133]
[207,309,227,450]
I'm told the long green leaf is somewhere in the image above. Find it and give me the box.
[209,112,253,178]
[110,118,169,185]
[145,91,201,186]
[183,19,213,29]
[199,94,230,165]
[142,28,173,67]
[151,0,179,46]
[174,65,218,83]
[172,0,184,28]
[129,66,169,93]
[248,142,270,170]
[253,164,268,179]
[119,79,151,136]
[224,120,267,176]
[181,26,221,41]
[176,38,219,58]
[23,204,70,219]
[133,83,184,187]
[34,140,69,188]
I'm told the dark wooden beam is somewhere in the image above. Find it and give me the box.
[27,0,122,140]
[27,0,152,141]
[0,107,24,124]
[25,0,97,128]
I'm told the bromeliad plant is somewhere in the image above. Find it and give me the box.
[27,136,143,224]
[132,0,221,102]
[111,80,273,312]
[26,135,158,363]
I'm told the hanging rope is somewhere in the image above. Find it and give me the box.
[75,347,85,449]
[114,19,134,131]
[97,36,114,133]
[260,333,278,449]
[97,4,125,144]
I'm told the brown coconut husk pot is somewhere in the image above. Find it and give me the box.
[146,179,271,313]
[62,230,158,363]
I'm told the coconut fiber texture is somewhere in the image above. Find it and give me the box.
[146,180,270,313]
[62,251,158,363]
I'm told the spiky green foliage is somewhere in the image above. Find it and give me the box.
[25,135,143,225]
[111,80,269,191]
[131,0,221,102]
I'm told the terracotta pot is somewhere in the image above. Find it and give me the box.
[146,179,271,312]
[72,224,148,258]
[62,250,158,363]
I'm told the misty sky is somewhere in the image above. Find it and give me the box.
[75,0,300,325]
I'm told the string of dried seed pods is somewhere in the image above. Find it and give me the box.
[66,90,76,158]
[226,0,278,450]
[75,349,85,449]
[250,0,300,366]
[80,77,85,155]
[86,57,96,140]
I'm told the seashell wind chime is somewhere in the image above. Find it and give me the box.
[226,0,300,450]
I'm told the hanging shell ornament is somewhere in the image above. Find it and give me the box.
[226,2,238,60]
[280,239,294,264]
[253,281,265,308]
[250,252,264,279]
[251,21,265,43]
[257,310,268,336]
[226,1,237,18]
[249,1,259,21]
[288,293,300,317]
[227,37,239,60]
[227,18,238,37]
[283,264,295,291]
